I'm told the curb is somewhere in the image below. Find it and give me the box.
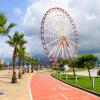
[51,74,100,97]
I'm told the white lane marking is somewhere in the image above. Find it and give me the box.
[28,74,35,100]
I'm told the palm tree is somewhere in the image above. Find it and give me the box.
[34,57,39,71]
[7,31,26,83]
[21,52,27,74]
[22,55,28,73]
[0,12,16,36]
[24,56,39,72]
[30,57,35,73]
[17,36,27,78]
[18,46,26,78]
[24,56,31,73]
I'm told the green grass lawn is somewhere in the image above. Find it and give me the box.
[52,71,100,94]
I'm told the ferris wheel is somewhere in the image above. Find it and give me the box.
[41,7,78,62]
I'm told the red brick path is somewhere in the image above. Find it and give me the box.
[30,73,100,100]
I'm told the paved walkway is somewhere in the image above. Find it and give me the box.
[30,72,100,100]
[0,70,32,100]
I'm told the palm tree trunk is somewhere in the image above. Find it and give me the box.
[31,64,34,73]
[37,63,38,71]
[18,58,22,79]
[88,67,91,79]
[12,46,17,83]
[72,66,76,76]
[22,60,25,74]
[27,67,29,73]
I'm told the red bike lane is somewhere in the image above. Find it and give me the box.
[30,72,100,100]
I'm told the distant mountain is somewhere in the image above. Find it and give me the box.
[94,53,100,59]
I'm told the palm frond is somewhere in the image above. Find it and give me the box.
[0,12,16,35]
[5,23,16,33]
[0,12,7,26]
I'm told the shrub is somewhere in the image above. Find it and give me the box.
[0,64,3,70]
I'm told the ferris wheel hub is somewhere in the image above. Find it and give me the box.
[59,36,68,46]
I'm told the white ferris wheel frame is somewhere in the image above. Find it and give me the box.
[41,7,78,61]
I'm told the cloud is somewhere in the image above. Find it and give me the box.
[0,39,13,59]
[0,0,100,62]
[0,49,2,55]
[24,36,43,55]
[20,0,100,56]
[21,0,71,34]
[14,8,22,16]
[20,0,72,55]
[86,14,96,21]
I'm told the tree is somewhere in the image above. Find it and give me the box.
[0,64,3,70]
[25,56,32,73]
[21,53,27,74]
[68,58,78,76]
[18,46,26,78]
[30,57,35,73]
[6,31,26,83]
[76,56,85,68]
[17,36,27,78]
[58,59,67,71]
[24,56,31,73]
[23,55,40,73]
[34,57,39,71]
[0,12,16,36]
[77,54,98,79]
[83,54,97,79]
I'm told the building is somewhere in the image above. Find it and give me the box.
[0,59,3,64]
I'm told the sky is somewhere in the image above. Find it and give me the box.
[0,0,100,62]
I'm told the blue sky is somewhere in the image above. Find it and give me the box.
[0,0,27,22]
[0,0,100,62]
